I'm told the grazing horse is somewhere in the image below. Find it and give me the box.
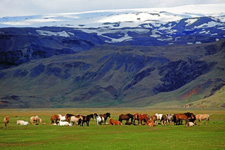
[133,113,149,125]
[173,114,188,125]
[166,114,173,124]
[71,114,83,126]
[133,113,140,125]
[118,113,133,124]
[155,113,163,120]
[99,112,111,124]
[94,113,104,125]
[50,114,60,124]
[3,116,9,127]
[184,112,196,122]
[109,118,122,125]
[30,115,42,125]
[58,114,68,121]
[17,120,29,125]
[81,114,94,126]
[160,115,167,125]
[195,114,210,125]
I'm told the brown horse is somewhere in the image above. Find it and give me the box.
[3,116,9,127]
[50,114,60,124]
[119,113,133,124]
[133,113,149,125]
[149,115,158,125]
[173,114,188,125]
[145,120,155,127]
[109,118,122,125]
[195,114,210,125]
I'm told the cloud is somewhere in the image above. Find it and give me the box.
[0,0,225,17]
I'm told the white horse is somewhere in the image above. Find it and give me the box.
[166,114,173,124]
[155,113,163,120]
[94,113,104,125]
[58,121,72,126]
[17,120,29,125]
[187,122,195,127]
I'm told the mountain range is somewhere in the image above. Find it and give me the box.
[0,4,224,108]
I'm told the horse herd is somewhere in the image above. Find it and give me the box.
[2,112,210,127]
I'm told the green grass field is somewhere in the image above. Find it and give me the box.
[0,108,225,150]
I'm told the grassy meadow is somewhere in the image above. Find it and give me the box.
[0,108,225,150]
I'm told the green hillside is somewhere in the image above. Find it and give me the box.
[0,40,224,108]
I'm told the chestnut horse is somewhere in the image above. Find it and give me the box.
[109,118,122,125]
[149,115,157,125]
[173,114,188,125]
[195,114,210,125]
[118,113,133,124]
[3,116,9,127]
[50,114,60,124]
[145,120,155,127]
[133,113,149,125]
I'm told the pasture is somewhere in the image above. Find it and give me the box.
[0,108,225,150]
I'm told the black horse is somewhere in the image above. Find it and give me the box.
[81,114,94,126]
[184,112,196,122]
[119,113,134,124]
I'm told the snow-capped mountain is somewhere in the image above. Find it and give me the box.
[0,4,225,108]
[0,4,225,45]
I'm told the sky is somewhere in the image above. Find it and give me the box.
[0,0,225,17]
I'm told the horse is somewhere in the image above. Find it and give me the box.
[109,118,122,125]
[166,114,173,124]
[145,120,155,127]
[81,114,94,126]
[133,113,149,125]
[173,114,188,125]
[17,120,29,125]
[149,115,158,125]
[58,120,72,126]
[58,114,68,121]
[133,113,140,125]
[71,114,83,126]
[50,114,60,124]
[195,114,210,125]
[99,112,111,124]
[160,115,167,125]
[155,113,163,120]
[94,113,104,125]
[118,113,133,124]
[30,115,42,125]
[3,116,9,127]
[187,122,195,127]
[184,112,196,122]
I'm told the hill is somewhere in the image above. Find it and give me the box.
[0,39,224,108]
[0,4,225,108]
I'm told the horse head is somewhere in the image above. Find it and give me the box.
[105,112,111,118]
